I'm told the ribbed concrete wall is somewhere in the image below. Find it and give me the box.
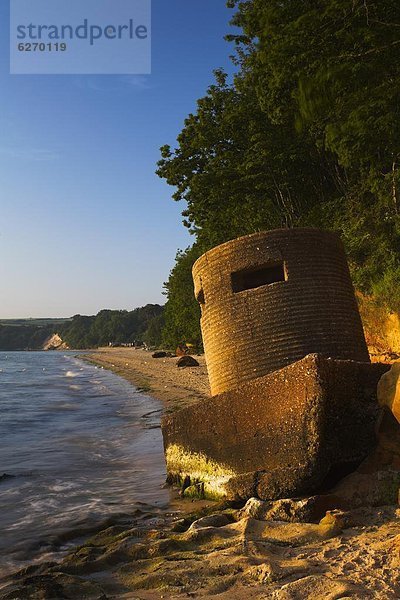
[193,228,370,396]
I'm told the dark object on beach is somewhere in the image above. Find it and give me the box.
[179,475,191,497]
[0,473,15,483]
[152,351,167,359]
[177,355,199,368]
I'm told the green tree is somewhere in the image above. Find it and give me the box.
[159,0,400,333]
[228,0,400,305]
[59,305,164,349]
[162,246,203,350]
[0,324,54,350]
[157,70,339,248]
[144,313,165,347]
[228,0,400,175]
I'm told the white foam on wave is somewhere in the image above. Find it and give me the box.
[48,481,78,493]
[65,371,79,378]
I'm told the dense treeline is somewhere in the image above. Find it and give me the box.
[0,305,164,350]
[0,324,55,351]
[59,305,164,349]
[158,0,400,348]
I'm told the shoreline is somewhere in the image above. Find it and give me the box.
[0,350,219,598]
[81,347,211,413]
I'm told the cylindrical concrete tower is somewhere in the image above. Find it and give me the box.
[193,228,369,396]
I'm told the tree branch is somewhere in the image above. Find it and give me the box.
[363,0,370,25]
[370,19,400,28]
[340,39,400,58]
[392,157,399,215]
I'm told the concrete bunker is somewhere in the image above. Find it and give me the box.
[193,228,370,396]
[162,228,386,501]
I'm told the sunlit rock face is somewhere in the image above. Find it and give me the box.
[43,333,69,350]
[378,361,400,422]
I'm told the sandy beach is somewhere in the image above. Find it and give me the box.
[2,348,400,599]
[83,348,211,411]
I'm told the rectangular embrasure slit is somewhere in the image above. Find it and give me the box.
[231,262,286,293]
[197,288,205,305]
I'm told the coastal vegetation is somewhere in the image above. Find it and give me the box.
[158,0,400,348]
[59,305,163,349]
[0,305,163,350]
[161,245,203,350]
[0,322,57,351]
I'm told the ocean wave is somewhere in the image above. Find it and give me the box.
[65,371,79,378]
[48,481,78,493]
[0,351,168,575]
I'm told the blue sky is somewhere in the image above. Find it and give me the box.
[0,0,237,318]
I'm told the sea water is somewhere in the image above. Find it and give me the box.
[0,351,169,575]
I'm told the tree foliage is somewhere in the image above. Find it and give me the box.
[59,305,164,349]
[0,305,165,351]
[0,324,54,351]
[159,0,400,346]
[229,0,400,174]
[157,71,339,247]
[228,0,400,300]
[161,246,203,350]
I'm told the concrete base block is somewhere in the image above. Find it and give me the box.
[162,354,389,500]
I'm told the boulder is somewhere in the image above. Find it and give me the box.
[318,509,347,532]
[238,495,347,523]
[378,361,400,422]
[177,355,199,368]
[152,351,167,359]
[360,409,400,472]
[188,513,231,531]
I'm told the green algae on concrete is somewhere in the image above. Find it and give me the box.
[165,443,236,500]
